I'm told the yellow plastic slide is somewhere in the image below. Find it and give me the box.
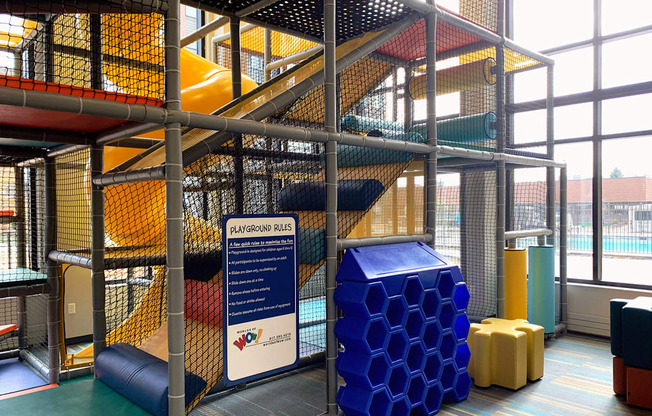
[103,49,257,247]
[72,49,256,360]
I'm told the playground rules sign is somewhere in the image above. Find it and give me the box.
[223,214,299,386]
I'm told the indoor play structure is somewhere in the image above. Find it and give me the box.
[0,0,569,415]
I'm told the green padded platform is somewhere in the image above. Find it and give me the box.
[0,378,149,416]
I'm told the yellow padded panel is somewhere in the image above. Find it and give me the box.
[504,248,527,320]
[468,318,544,390]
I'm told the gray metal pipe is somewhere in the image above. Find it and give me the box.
[230,17,245,214]
[95,122,162,146]
[49,251,92,269]
[47,145,91,159]
[242,16,323,45]
[337,234,433,251]
[181,16,229,48]
[236,0,279,17]
[230,18,243,99]
[90,145,106,362]
[211,23,256,45]
[20,350,50,381]
[496,160,506,319]
[0,349,20,360]
[263,28,272,82]
[165,1,186,414]
[17,296,26,350]
[546,64,556,246]
[503,38,554,66]
[424,9,437,250]
[93,165,165,187]
[495,2,506,320]
[44,158,60,384]
[324,0,338,414]
[0,83,567,170]
[404,64,414,132]
[505,228,553,240]
[265,45,323,72]
[560,167,568,325]
[0,125,92,145]
[14,167,26,268]
[0,284,49,298]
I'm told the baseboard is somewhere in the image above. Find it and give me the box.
[65,334,92,345]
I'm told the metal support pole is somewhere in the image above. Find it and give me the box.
[90,145,106,361]
[29,168,38,270]
[324,0,338,413]
[495,0,506,319]
[90,15,103,90]
[404,64,414,132]
[592,0,603,282]
[263,27,274,211]
[496,159,506,318]
[546,64,555,246]
[264,28,272,82]
[165,1,185,414]
[560,167,568,325]
[230,19,242,99]
[44,158,59,384]
[424,10,437,249]
[392,67,398,122]
[17,295,26,350]
[231,17,245,214]
[14,167,26,268]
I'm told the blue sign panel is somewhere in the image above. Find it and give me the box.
[223,214,299,386]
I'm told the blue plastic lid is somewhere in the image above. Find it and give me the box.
[337,242,450,282]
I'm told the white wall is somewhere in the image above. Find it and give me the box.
[566,283,652,337]
[63,265,93,339]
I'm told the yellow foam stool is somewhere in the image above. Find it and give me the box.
[468,318,544,390]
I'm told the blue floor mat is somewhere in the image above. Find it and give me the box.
[0,358,48,395]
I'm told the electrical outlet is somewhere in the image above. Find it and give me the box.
[68,303,76,314]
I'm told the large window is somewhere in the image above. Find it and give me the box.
[510,0,652,288]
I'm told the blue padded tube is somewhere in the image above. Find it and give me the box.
[278,179,384,212]
[95,343,206,416]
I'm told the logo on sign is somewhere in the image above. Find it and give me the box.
[233,328,263,351]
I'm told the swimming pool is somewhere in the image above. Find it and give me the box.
[569,234,652,253]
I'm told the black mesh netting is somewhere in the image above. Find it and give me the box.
[512,168,548,248]
[0,3,164,104]
[0,157,46,284]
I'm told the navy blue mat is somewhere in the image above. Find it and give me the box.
[0,358,47,396]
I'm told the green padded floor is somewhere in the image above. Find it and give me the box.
[0,377,149,416]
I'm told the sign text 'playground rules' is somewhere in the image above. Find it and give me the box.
[223,214,299,385]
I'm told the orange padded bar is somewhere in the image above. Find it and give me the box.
[0,324,17,337]
[0,75,164,107]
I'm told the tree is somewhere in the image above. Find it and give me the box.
[610,167,624,179]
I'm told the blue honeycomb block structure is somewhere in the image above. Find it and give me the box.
[335,242,471,416]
